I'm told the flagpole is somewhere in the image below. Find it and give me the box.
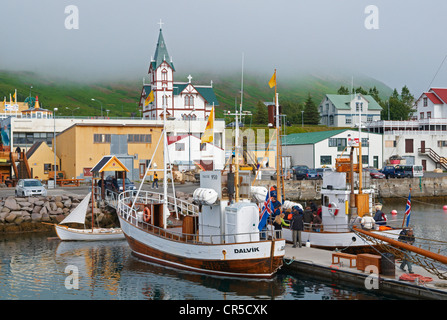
[401,188,412,228]
[274,69,282,203]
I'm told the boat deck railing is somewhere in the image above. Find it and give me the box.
[116,190,281,244]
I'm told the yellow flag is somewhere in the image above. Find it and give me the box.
[13,91,16,102]
[268,71,276,88]
[144,90,154,106]
[201,107,214,144]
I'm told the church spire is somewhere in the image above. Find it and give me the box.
[152,22,175,72]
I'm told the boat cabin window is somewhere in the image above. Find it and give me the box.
[322,195,329,207]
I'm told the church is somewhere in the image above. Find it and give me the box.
[139,25,219,120]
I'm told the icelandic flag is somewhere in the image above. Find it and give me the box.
[405,191,411,227]
[258,191,272,231]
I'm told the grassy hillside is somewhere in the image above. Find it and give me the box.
[0,70,393,119]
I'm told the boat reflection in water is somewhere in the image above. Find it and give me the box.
[55,240,285,299]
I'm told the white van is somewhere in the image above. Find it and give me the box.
[396,165,423,178]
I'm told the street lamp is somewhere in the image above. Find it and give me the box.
[53,108,58,188]
[66,106,79,117]
[91,98,103,117]
[301,110,304,127]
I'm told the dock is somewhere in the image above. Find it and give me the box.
[282,244,447,300]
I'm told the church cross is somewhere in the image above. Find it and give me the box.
[158,19,164,30]
[187,74,193,83]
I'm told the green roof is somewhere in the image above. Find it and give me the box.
[151,29,175,71]
[282,129,348,145]
[325,94,382,110]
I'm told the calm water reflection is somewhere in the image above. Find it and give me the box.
[0,196,443,300]
[0,232,403,300]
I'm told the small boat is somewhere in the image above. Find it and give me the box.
[54,192,125,241]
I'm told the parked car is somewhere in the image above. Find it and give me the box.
[316,167,333,179]
[364,168,386,179]
[292,165,309,179]
[395,165,424,178]
[104,176,136,192]
[380,166,401,179]
[295,167,310,180]
[307,169,320,180]
[15,179,47,197]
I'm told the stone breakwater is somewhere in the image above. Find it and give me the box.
[0,195,118,233]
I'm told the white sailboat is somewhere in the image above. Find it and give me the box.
[54,192,125,241]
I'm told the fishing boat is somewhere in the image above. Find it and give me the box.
[276,137,403,252]
[54,192,125,241]
[117,66,285,278]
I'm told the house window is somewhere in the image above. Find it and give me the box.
[328,138,347,152]
[355,102,364,112]
[423,97,428,107]
[128,134,152,143]
[345,115,352,124]
[420,112,424,119]
[361,138,369,147]
[427,112,432,119]
[329,115,334,125]
[367,115,373,122]
[405,139,414,153]
[44,163,51,174]
[93,134,111,143]
[175,143,185,151]
[438,141,447,147]
[320,155,332,165]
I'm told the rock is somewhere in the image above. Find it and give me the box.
[34,200,44,206]
[31,213,42,221]
[54,196,62,203]
[55,214,65,223]
[10,211,24,217]
[41,213,51,222]
[40,206,48,215]
[14,216,24,225]
[5,213,17,223]
[33,205,42,213]
[63,199,72,208]
[55,201,64,209]
[18,201,32,208]
[4,198,19,211]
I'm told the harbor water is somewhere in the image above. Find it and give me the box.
[0,199,445,300]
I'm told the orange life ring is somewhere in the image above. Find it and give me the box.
[143,207,151,222]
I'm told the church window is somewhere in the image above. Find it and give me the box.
[162,69,168,81]
[184,95,194,107]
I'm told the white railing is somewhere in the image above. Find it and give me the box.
[117,190,199,223]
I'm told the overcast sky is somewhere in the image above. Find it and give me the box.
[1,0,447,95]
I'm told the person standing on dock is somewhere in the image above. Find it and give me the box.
[290,206,304,248]
[152,172,159,189]
[399,228,415,274]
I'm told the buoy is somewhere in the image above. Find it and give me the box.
[443,205,447,211]
[391,210,397,215]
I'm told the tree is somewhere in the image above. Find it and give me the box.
[253,101,268,124]
[380,86,415,120]
[303,94,320,125]
[337,86,350,95]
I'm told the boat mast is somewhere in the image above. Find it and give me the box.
[274,69,282,202]
[163,86,168,228]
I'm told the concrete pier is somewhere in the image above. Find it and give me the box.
[282,244,447,300]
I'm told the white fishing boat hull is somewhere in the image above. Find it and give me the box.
[55,225,125,241]
[277,227,402,250]
[118,215,285,278]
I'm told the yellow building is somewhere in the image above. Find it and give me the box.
[26,141,60,180]
[55,123,164,181]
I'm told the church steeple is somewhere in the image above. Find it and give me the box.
[151,26,175,72]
